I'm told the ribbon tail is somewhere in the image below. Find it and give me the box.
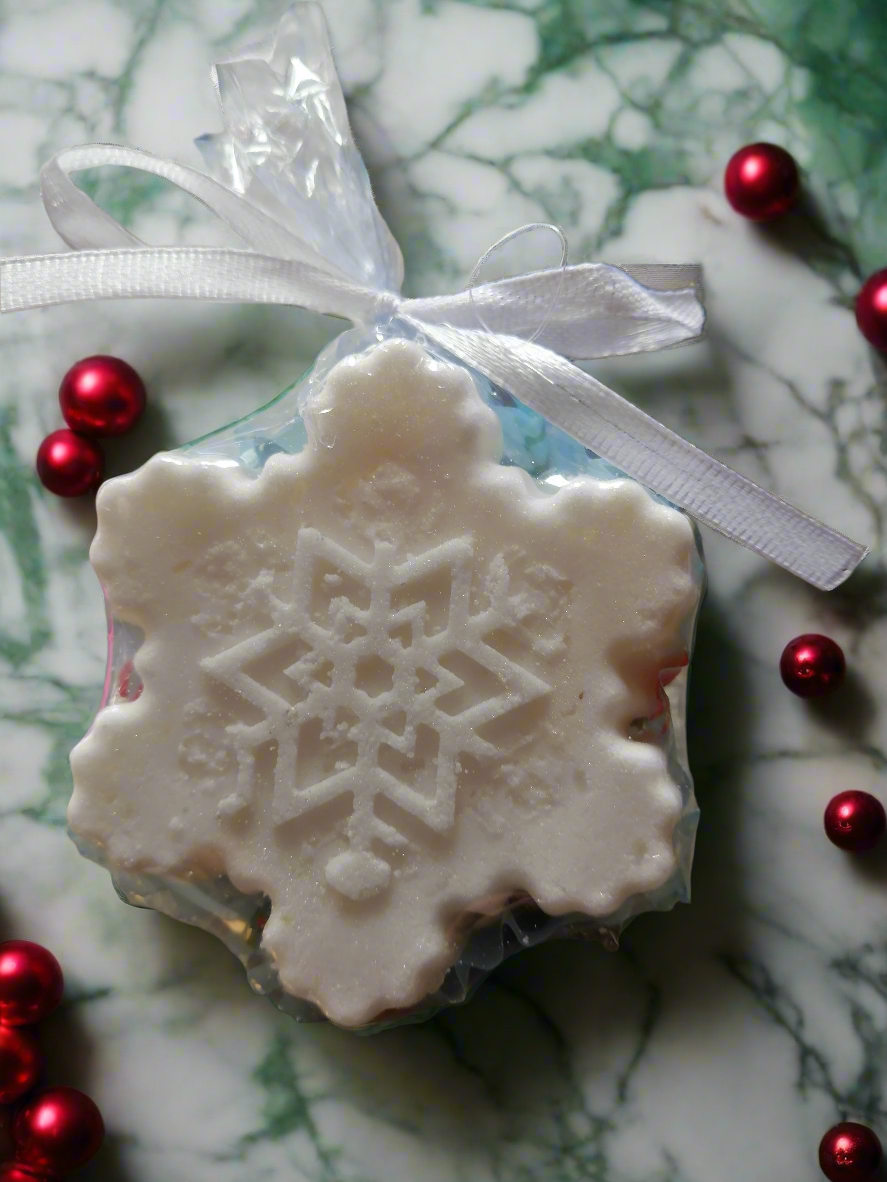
[0,246,388,323]
[410,318,867,592]
[404,262,705,360]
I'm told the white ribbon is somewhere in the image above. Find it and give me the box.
[0,142,867,591]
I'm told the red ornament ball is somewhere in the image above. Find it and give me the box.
[0,942,64,1027]
[855,269,887,352]
[35,430,103,498]
[0,1166,54,1182]
[780,633,846,698]
[824,791,887,853]
[13,1088,104,1176]
[59,355,146,437]
[0,1026,41,1104]
[724,142,800,221]
[0,1105,14,1160]
[819,1122,883,1182]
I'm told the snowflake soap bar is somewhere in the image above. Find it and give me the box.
[69,339,701,1028]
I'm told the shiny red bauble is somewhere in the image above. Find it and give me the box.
[855,269,887,352]
[0,942,64,1026]
[0,1165,54,1182]
[780,633,846,698]
[824,791,887,853]
[59,355,146,437]
[819,1122,883,1181]
[35,430,103,498]
[13,1088,104,1175]
[0,1025,42,1104]
[724,142,800,221]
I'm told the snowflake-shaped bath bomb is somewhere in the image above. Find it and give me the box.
[69,339,700,1028]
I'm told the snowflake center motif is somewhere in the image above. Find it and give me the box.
[202,527,552,900]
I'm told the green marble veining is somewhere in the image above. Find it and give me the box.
[364,0,887,284]
[1,1,886,1180]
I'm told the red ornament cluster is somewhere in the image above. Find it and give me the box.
[0,942,103,1178]
[819,1122,883,1182]
[779,634,887,855]
[724,143,887,355]
[36,356,146,498]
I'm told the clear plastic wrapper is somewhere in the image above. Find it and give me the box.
[67,4,705,1031]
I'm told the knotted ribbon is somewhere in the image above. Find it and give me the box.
[0,13,867,592]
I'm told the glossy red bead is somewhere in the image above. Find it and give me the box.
[855,269,887,351]
[35,430,103,498]
[13,1089,104,1176]
[780,633,845,698]
[0,1105,15,1161]
[819,1121,883,1181]
[0,1165,56,1182]
[59,355,146,437]
[0,943,63,1027]
[824,791,886,853]
[0,1026,42,1104]
[724,142,800,221]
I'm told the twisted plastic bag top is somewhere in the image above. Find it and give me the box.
[196,4,403,292]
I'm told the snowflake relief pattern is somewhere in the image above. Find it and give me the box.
[70,339,700,1026]
[202,528,552,901]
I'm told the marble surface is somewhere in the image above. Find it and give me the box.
[1,0,886,1179]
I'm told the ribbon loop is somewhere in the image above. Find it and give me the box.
[42,145,358,281]
[465,222,567,345]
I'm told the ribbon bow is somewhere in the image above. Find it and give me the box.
[0,3,866,592]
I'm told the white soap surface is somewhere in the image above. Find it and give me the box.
[69,340,699,1028]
